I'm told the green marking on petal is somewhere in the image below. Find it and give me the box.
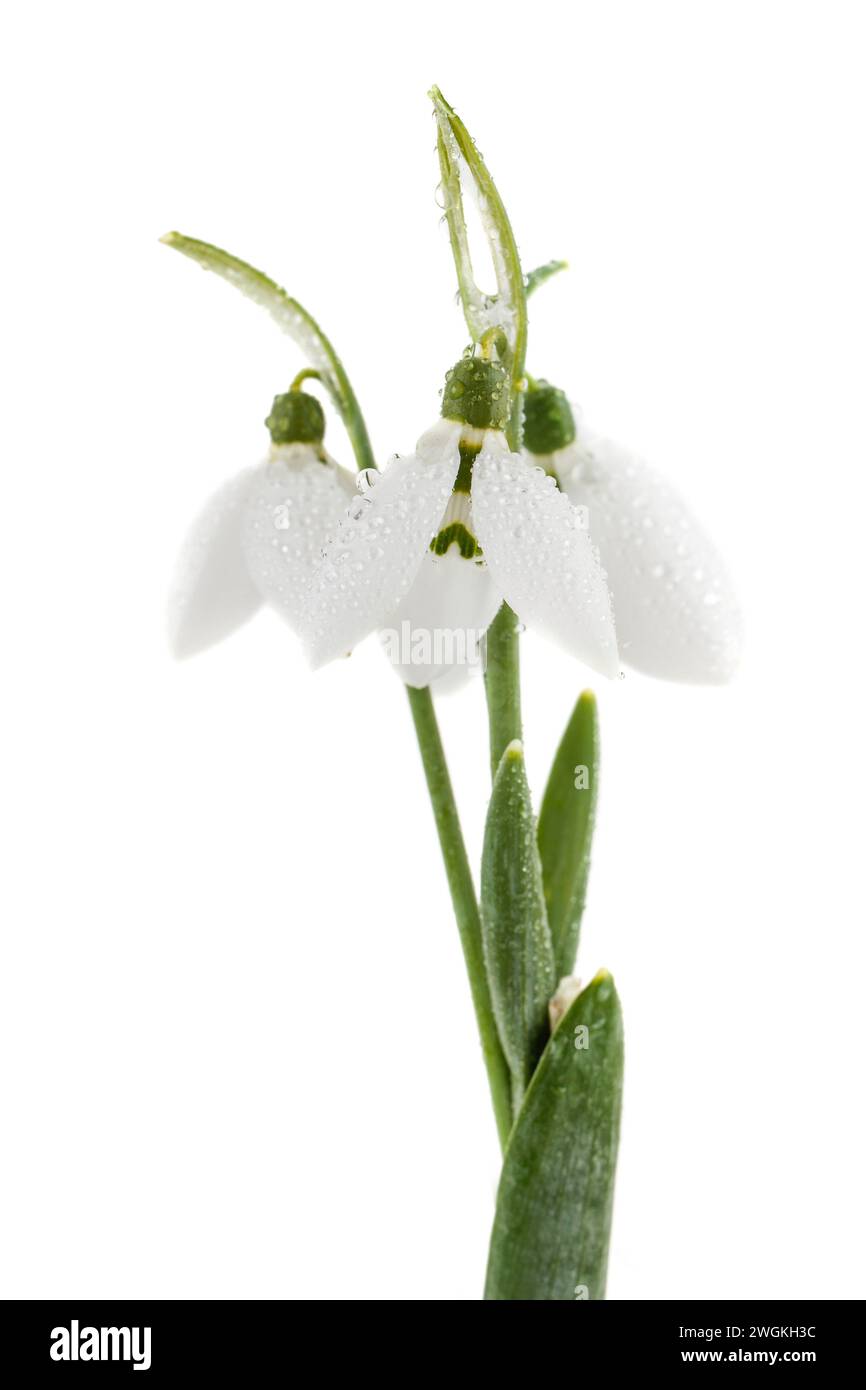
[431,440,483,555]
[430,522,482,559]
[454,439,480,493]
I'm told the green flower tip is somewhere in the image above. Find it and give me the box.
[441,356,511,431]
[266,390,325,446]
[523,381,576,455]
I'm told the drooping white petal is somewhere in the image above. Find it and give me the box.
[381,549,501,690]
[241,444,355,632]
[299,418,462,669]
[167,468,263,659]
[471,438,619,678]
[556,433,742,683]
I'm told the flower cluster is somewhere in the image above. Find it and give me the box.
[169,360,740,689]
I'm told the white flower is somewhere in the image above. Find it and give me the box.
[296,409,620,687]
[168,392,355,658]
[523,385,742,685]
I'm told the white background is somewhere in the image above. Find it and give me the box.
[2,0,864,1300]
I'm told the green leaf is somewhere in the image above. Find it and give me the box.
[481,740,556,1113]
[537,691,599,979]
[484,970,623,1301]
[160,231,376,475]
[525,259,569,298]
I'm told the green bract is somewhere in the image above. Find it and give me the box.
[431,86,527,450]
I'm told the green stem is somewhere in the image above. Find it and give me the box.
[484,605,524,780]
[160,231,376,475]
[407,686,512,1149]
[289,367,323,392]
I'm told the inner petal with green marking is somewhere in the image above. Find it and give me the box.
[430,438,484,559]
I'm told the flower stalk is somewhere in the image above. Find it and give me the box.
[161,232,376,476]
[407,686,512,1149]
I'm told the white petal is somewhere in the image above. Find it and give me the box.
[300,418,462,668]
[167,468,263,659]
[381,549,502,690]
[471,440,619,678]
[557,433,742,683]
[241,445,355,633]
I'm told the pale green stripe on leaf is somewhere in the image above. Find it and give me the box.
[538,691,599,978]
[484,971,623,1301]
[481,740,555,1113]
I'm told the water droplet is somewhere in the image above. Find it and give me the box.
[356,468,380,494]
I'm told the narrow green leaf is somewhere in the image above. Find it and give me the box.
[484,970,623,1301]
[481,740,555,1113]
[537,691,599,979]
[484,604,523,779]
[525,259,569,298]
[160,231,376,475]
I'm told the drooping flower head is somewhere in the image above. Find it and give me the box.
[522,381,742,684]
[293,355,620,687]
[168,383,354,659]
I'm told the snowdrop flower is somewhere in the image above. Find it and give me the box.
[168,387,354,658]
[297,357,619,687]
[522,383,742,684]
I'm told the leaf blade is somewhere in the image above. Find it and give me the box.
[484,970,623,1301]
[481,740,556,1112]
[537,691,600,978]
